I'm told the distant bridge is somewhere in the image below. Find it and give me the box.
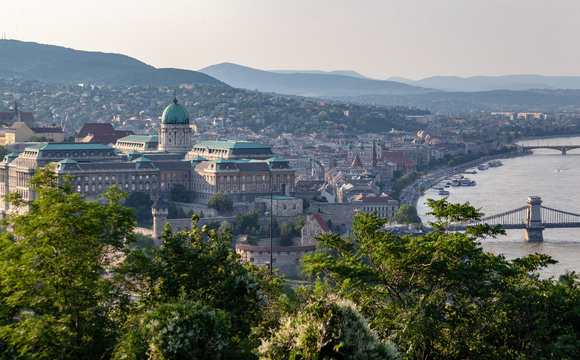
[454,196,580,241]
[520,144,580,154]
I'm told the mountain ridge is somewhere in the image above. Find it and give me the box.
[0,40,225,87]
[198,62,433,97]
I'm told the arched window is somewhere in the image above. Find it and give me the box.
[132,183,135,191]
[85,184,88,192]
[91,184,95,192]
[146,183,150,190]
[77,185,81,192]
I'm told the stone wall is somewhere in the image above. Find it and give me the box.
[236,243,315,277]
[308,202,361,230]
[173,202,217,217]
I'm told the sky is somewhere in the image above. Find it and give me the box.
[2,0,579,80]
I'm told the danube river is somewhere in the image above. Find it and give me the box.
[417,136,580,278]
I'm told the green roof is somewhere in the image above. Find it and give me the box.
[266,156,289,163]
[24,143,114,151]
[161,98,189,125]
[193,140,270,150]
[117,135,158,143]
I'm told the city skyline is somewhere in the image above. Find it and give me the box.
[1,0,579,81]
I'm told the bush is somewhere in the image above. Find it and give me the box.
[208,193,233,214]
[113,300,233,360]
[258,294,398,360]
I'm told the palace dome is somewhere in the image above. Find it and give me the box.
[161,98,189,125]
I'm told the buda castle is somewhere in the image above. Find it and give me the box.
[0,98,296,214]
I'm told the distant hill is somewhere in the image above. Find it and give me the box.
[387,75,580,92]
[0,40,225,87]
[198,63,432,97]
[269,69,374,80]
[330,89,580,113]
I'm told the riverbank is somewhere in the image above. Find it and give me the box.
[517,134,580,142]
[400,150,530,209]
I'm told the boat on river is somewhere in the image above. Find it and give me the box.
[478,163,489,170]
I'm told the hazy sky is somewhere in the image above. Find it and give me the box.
[2,0,579,80]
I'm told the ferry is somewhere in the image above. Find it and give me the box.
[460,178,471,186]
[439,190,450,196]
[478,163,489,170]
[488,160,503,167]
[451,179,460,186]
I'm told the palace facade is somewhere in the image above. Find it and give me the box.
[0,98,296,215]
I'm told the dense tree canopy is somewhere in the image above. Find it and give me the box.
[0,167,136,360]
[390,204,422,224]
[208,193,233,214]
[302,198,580,359]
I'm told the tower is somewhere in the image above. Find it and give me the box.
[152,197,169,243]
[159,97,192,152]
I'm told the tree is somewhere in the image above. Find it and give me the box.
[171,183,190,203]
[0,167,135,360]
[234,211,260,234]
[122,216,284,356]
[27,135,54,142]
[218,220,233,236]
[391,204,422,224]
[208,193,233,214]
[0,144,9,162]
[114,300,233,360]
[258,293,398,360]
[124,191,153,222]
[302,198,580,359]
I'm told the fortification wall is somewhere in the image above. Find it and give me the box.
[173,202,217,217]
[308,202,360,230]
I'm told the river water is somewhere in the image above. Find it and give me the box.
[417,136,580,279]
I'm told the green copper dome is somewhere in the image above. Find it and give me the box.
[161,98,189,125]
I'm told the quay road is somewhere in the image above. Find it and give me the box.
[398,152,530,209]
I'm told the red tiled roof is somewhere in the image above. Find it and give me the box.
[311,213,331,232]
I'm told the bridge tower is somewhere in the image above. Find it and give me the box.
[562,146,567,155]
[525,196,544,242]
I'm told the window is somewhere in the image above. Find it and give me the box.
[77,185,81,192]
[146,175,149,179]
[252,175,256,181]
[262,184,266,191]
[85,184,88,192]
[173,174,176,180]
[91,184,95,192]
[293,204,297,210]
[125,183,129,189]
[185,174,188,179]
[162,174,165,180]
[132,184,136,191]
[132,175,136,180]
[167,183,171,189]
[98,176,102,181]
[250,258,254,263]
[179,174,182,179]
[262,175,265,180]
[161,183,165,190]
[139,175,143,180]
[139,183,143,190]
[283,205,287,210]
[112,176,116,180]
[185,182,188,189]
[105,176,109,181]
[92,176,96,181]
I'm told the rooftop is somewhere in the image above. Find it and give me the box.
[193,140,271,150]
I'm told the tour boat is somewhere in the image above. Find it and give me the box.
[451,179,460,186]
[478,163,489,170]
[439,190,450,195]
[460,178,471,186]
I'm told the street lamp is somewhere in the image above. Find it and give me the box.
[267,189,273,274]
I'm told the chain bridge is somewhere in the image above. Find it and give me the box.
[455,196,580,241]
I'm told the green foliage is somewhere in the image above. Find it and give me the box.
[218,220,233,236]
[124,191,153,222]
[0,145,8,162]
[390,204,422,224]
[113,300,233,360]
[125,232,155,252]
[27,135,54,142]
[235,211,260,235]
[121,216,285,356]
[390,171,421,201]
[0,167,135,360]
[258,293,398,360]
[208,193,233,214]
[171,183,190,203]
[279,216,306,246]
[302,198,580,359]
